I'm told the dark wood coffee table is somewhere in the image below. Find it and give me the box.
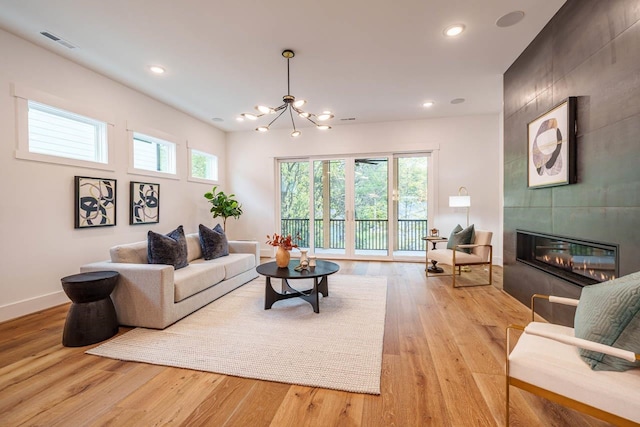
[256,260,340,313]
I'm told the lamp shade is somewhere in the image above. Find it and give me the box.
[449,195,471,207]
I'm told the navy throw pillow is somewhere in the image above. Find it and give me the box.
[199,223,229,260]
[147,225,188,269]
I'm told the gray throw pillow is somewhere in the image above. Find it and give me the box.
[199,223,229,260]
[147,225,188,269]
[446,224,475,253]
[574,271,640,371]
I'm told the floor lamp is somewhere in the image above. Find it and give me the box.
[449,186,471,227]
[449,187,471,272]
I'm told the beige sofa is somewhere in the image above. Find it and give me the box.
[81,233,259,329]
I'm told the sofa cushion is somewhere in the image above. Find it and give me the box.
[574,271,640,371]
[148,225,188,270]
[223,253,256,279]
[185,233,203,262]
[110,240,148,264]
[196,253,256,280]
[173,262,226,302]
[199,224,229,260]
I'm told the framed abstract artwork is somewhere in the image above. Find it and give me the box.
[74,176,117,228]
[527,97,577,188]
[130,181,160,225]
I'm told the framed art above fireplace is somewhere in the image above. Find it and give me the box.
[527,97,577,189]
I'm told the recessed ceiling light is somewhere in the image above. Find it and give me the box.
[423,101,435,108]
[211,117,224,122]
[496,11,525,28]
[451,98,466,104]
[443,24,465,37]
[149,65,165,74]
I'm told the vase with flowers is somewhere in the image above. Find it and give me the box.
[266,233,300,268]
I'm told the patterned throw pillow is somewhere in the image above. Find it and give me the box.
[446,224,475,253]
[147,225,189,269]
[574,271,640,371]
[199,223,229,260]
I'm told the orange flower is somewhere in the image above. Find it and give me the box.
[266,233,300,251]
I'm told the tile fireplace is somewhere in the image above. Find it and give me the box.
[516,230,618,287]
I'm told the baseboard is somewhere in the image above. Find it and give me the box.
[0,290,69,323]
[260,249,275,259]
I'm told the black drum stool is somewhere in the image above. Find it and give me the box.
[61,271,119,347]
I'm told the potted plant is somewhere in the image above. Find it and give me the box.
[204,186,243,231]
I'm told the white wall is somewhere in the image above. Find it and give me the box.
[0,29,226,321]
[226,115,503,264]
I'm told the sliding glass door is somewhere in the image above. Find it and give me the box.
[354,157,389,256]
[279,153,430,259]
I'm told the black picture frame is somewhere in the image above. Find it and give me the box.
[74,176,117,228]
[527,97,577,189]
[130,181,160,225]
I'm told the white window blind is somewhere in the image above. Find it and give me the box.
[27,100,108,163]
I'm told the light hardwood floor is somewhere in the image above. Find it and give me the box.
[0,261,611,426]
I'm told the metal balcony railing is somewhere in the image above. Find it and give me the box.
[280,218,427,251]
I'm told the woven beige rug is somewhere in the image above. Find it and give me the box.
[87,274,387,394]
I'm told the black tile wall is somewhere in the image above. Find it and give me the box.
[503,0,640,325]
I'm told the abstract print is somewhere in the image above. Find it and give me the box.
[75,176,117,228]
[527,97,576,189]
[130,181,159,224]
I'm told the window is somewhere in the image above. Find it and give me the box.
[27,101,108,163]
[14,85,114,170]
[132,132,176,174]
[190,149,218,181]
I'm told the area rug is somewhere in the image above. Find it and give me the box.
[87,274,387,394]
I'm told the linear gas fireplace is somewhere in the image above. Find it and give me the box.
[516,230,618,286]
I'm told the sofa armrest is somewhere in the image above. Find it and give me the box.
[80,261,176,329]
[228,240,260,265]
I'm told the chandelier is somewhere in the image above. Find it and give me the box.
[238,49,334,137]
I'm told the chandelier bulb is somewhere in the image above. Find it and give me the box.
[291,130,301,137]
[317,111,334,121]
[256,126,269,132]
[317,125,331,131]
[293,99,306,108]
[298,112,310,118]
[242,113,259,121]
[256,105,274,114]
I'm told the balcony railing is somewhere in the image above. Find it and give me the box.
[281,218,427,251]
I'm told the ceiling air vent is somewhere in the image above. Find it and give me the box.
[40,31,77,49]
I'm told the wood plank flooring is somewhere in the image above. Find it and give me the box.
[0,261,612,426]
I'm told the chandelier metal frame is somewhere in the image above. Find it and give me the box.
[239,49,333,137]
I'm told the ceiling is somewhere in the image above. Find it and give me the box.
[0,0,566,133]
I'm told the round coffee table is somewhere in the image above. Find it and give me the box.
[61,271,119,347]
[256,260,339,313]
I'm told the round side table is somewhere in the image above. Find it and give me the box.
[61,271,119,347]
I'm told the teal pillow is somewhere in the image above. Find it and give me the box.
[574,271,640,371]
[446,224,475,253]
